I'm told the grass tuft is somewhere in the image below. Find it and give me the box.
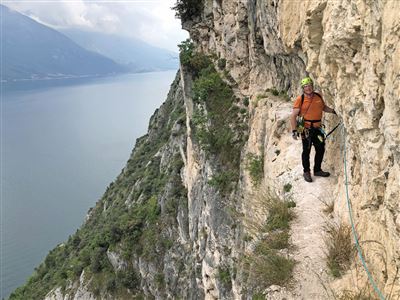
[324,222,353,278]
[248,247,295,288]
[242,192,296,294]
[322,200,335,215]
[264,198,295,232]
[336,288,375,300]
[262,230,290,250]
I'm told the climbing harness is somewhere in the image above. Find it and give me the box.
[341,125,386,300]
[296,115,305,134]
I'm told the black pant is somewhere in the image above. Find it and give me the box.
[301,128,325,173]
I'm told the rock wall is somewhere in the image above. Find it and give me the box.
[184,0,400,297]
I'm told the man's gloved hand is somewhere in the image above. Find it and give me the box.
[292,130,299,140]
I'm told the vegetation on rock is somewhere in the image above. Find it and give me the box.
[179,39,249,193]
[246,153,264,186]
[10,74,187,299]
[325,222,353,278]
[173,0,204,23]
[242,195,296,295]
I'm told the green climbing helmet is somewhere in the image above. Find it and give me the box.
[301,77,313,87]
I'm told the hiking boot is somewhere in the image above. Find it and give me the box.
[314,170,330,177]
[303,172,312,182]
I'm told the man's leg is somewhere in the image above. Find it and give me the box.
[313,136,325,172]
[302,136,312,173]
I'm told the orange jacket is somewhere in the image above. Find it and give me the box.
[293,93,325,128]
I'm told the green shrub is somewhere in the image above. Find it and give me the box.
[252,293,265,300]
[90,248,107,273]
[217,267,231,286]
[139,225,160,260]
[208,171,238,193]
[217,58,227,69]
[283,183,292,193]
[246,154,264,186]
[270,88,280,96]
[143,196,160,224]
[190,53,213,77]
[256,94,267,100]
[116,268,140,290]
[243,97,250,107]
[178,39,212,77]
[243,234,253,242]
[173,0,204,22]
[154,273,165,288]
[106,277,117,292]
[279,90,290,102]
[189,56,247,193]
[265,88,290,101]
[178,39,194,66]
[287,200,296,208]
[223,69,236,84]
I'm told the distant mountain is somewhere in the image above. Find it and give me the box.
[60,29,179,72]
[0,5,127,82]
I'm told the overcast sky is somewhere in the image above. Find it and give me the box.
[3,0,188,52]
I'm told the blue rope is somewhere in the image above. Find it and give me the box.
[341,125,386,300]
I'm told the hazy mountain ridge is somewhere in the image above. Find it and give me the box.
[60,29,179,73]
[1,5,127,81]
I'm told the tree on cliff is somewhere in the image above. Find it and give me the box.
[173,0,203,22]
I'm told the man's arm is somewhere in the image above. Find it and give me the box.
[323,105,336,114]
[290,108,300,131]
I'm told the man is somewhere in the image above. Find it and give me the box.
[290,77,336,182]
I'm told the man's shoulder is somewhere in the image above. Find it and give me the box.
[293,95,302,107]
[314,91,324,100]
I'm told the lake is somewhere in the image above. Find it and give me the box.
[0,70,178,299]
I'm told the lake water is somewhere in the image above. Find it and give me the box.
[0,70,178,299]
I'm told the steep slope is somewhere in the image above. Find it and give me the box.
[9,72,190,299]
[60,29,179,72]
[1,5,126,81]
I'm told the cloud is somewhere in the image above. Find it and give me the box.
[4,0,188,52]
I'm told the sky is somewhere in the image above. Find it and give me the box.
[2,0,189,52]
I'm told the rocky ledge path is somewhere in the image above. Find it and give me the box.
[266,135,338,299]
[289,166,337,299]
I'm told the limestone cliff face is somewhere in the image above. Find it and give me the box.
[183,0,400,297]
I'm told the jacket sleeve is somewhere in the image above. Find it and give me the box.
[293,96,302,109]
